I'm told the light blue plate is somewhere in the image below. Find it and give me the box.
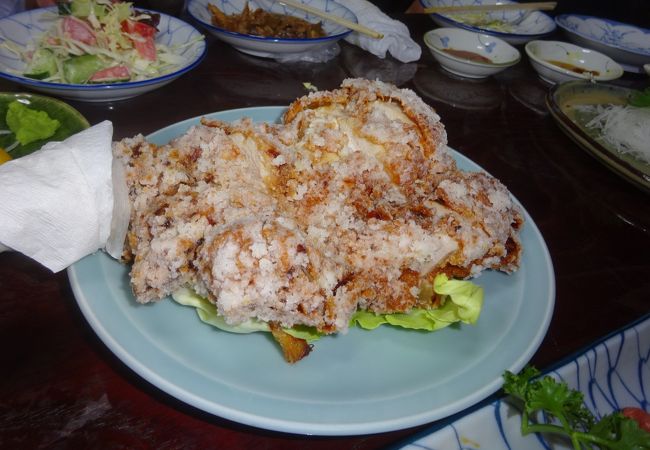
[0,7,206,101]
[398,314,650,449]
[67,106,555,436]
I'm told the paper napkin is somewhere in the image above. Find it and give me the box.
[0,121,130,272]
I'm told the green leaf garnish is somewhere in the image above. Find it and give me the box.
[6,101,60,147]
[503,366,650,449]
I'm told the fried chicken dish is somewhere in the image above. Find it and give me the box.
[113,79,523,362]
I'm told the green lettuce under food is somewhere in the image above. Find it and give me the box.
[171,273,483,341]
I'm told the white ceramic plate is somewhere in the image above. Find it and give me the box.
[398,314,650,449]
[67,106,555,436]
[187,0,354,58]
[419,0,555,45]
[0,7,206,102]
[555,14,650,73]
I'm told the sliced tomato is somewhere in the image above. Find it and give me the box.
[121,19,157,61]
[62,16,96,46]
[89,65,131,82]
[134,36,156,61]
[622,407,650,433]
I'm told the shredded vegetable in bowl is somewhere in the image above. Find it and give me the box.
[1,0,203,84]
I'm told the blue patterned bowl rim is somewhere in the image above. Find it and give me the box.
[555,14,650,57]
[0,7,207,91]
[418,0,556,38]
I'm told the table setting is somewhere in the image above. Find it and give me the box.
[0,0,648,449]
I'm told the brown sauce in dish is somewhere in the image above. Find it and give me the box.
[443,48,493,64]
[546,60,600,76]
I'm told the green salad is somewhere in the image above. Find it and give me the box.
[2,0,202,84]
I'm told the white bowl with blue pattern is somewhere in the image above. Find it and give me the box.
[525,40,623,85]
[555,15,650,73]
[419,0,555,45]
[0,7,206,102]
[187,0,355,58]
[398,314,650,450]
[424,28,520,78]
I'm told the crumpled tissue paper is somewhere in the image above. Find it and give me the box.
[343,0,421,63]
[0,120,130,272]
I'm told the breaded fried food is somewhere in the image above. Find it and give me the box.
[113,79,523,362]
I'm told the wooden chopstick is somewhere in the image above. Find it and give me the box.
[277,0,384,39]
[422,2,556,14]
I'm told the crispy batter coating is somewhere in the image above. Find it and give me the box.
[114,79,523,340]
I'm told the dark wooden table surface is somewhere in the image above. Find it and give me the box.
[1,12,649,450]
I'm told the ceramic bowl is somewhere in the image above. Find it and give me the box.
[525,40,623,84]
[0,7,206,102]
[424,28,520,78]
[187,0,355,58]
[555,15,650,73]
[0,92,89,158]
[418,0,555,45]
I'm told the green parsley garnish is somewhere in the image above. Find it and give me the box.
[503,366,650,449]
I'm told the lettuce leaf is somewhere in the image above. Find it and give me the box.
[171,288,322,342]
[6,101,60,146]
[350,274,483,331]
[171,273,483,339]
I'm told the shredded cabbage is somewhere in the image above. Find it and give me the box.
[446,12,515,32]
[576,104,650,164]
[171,273,484,342]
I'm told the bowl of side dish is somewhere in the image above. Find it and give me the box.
[555,15,650,73]
[419,0,555,45]
[424,28,520,78]
[187,0,356,57]
[0,5,206,102]
[525,40,623,84]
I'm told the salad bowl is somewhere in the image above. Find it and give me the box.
[555,15,650,73]
[187,0,356,58]
[0,7,206,102]
[418,0,555,45]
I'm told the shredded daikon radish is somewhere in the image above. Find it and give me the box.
[576,104,650,164]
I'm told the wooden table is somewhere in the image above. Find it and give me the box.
[1,13,649,450]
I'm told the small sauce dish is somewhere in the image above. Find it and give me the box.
[525,40,624,84]
[424,27,521,79]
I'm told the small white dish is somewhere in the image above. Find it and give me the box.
[419,0,556,45]
[555,15,650,73]
[0,7,206,102]
[424,28,520,79]
[187,0,355,58]
[525,40,623,84]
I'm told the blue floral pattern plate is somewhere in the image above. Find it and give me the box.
[397,314,650,450]
[556,15,650,73]
[419,0,555,45]
[187,0,355,57]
